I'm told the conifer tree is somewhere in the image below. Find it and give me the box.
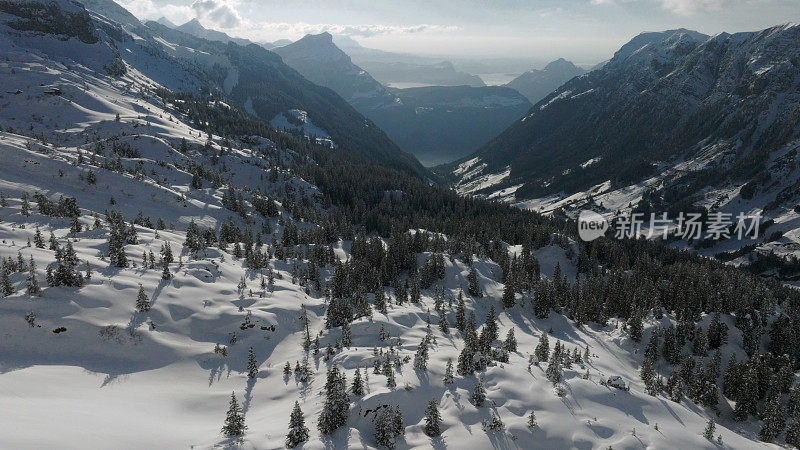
[352,367,364,396]
[423,400,442,437]
[136,286,150,312]
[759,393,786,442]
[341,321,352,347]
[318,366,349,435]
[414,337,429,371]
[628,311,643,343]
[707,312,728,349]
[455,291,466,332]
[26,256,40,296]
[443,359,454,385]
[786,413,800,448]
[467,265,481,297]
[285,401,309,448]
[247,347,258,378]
[546,357,563,385]
[502,282,515,308]
[503,328,517,352]
[535,333,550,362]
[640,354,658,396]
[1,268,13,297]
[33,227,45,248]
[471,378,487,406]
[702,418,715,441]
[222,392,246,437]
[374,405,403,448]
[386,365,397,388]
[527,411,537,429]
[666,371,683,402]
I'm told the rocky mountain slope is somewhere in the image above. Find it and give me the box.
[273,33,399,112]
[446,25,800,264]
[67,0,428,179]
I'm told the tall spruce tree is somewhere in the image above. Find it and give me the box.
[222,392,246,437]
[285,401,309,448]
[374,405,403,449]
[535,333,550,362]
[423,400,442,437]
[247,347,258,378]
[136,286,150,312]
[318,366,349,435]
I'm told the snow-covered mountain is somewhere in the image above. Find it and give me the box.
[275,33,531,165]
[1,2,800,449]
[176,17,252,47]
[273,32,399,111]
[446,25,800,268]
[505,58,587,103]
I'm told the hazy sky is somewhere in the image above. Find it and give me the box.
[119,0,800,64]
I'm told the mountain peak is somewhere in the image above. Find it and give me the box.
[156,16,177,28]
[543,58,579,73]
[179,18,204,31]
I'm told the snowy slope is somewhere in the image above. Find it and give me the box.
[0,2,792,450]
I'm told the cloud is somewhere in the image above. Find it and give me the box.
[659,0,731,14]
[250,22,460,38]
[117,0,192,23]
[191,0,242,28]
[589,0,732,15]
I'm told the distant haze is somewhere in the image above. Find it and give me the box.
[120,0,800,64]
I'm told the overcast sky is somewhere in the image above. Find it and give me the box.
[119,0,800,64]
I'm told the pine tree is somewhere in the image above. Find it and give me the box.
[503,328,517,352]
[527,411,537,429]
[318,366,349,435]
[386,365,396,388]
[759,392,786,442]
[52,241,83,287]
[502,282,515,308]
[484,306,498,342]
[707,312,728,349]
[341,321,352,347]
[628,311,643,343]
[285,401,309,448]
[247,347,258,378]
[786,413,800,448]
[1,268,13,297]
[33,227,45,248]
[414,337,429,371]
[352,367,364,396]
[161,262,171,280]
[546,358,563,385]
[471,378,487,406]
[535,333,550,362]
[374,405,403,449]
[467,265,481,297]
[443,359,454,385]
[423,399,442,437]
[222,392,246,437]
[135,286,150,312]
[455,291,466,332]
[702,418,715,441]
[25,256,40,295]
[666,371,683,402]
[640,354,658,396]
